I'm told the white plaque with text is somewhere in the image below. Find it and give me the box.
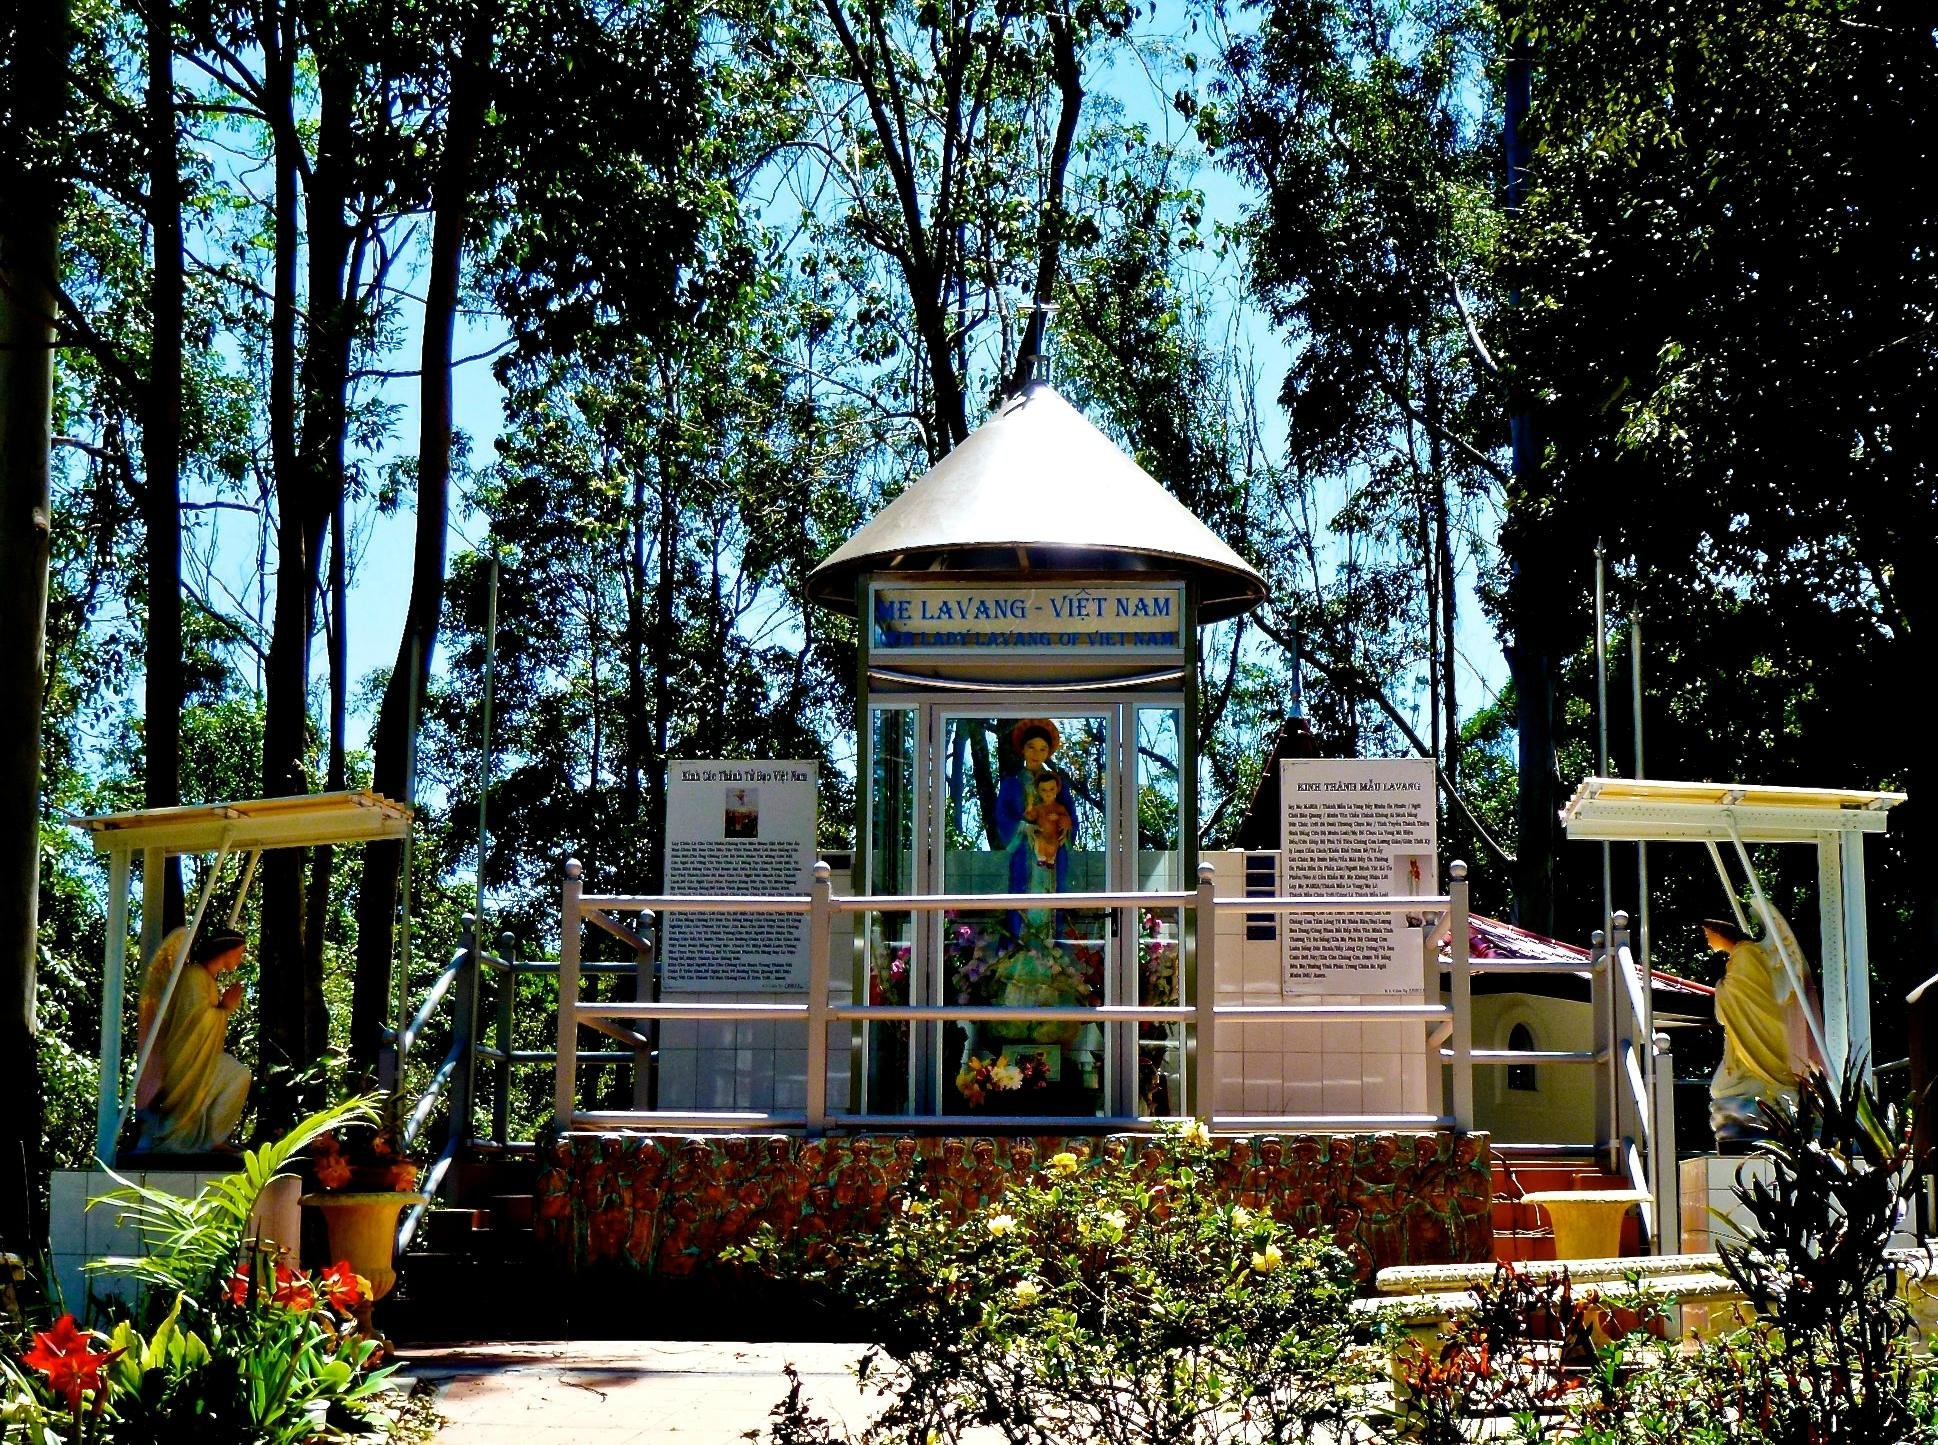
[662,761,818,991]
[1279,758,1436,996]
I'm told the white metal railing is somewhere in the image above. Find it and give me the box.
[548,857,1477,1136]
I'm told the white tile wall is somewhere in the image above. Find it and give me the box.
[49,1170,300,1325]
[1209,851,1432,1124]
[1679,1154,1774,1253]
[656,871,855,1117]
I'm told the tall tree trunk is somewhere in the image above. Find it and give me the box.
[145,0,185,928]
[351,7,493,1070]
[623,464,646,832]
[0,0,65,1252]
[1421,347,1458,792]
[646,375,679,892]
[1007,11,1082,395]
[260,3,361,1126]
[256,0,312,1129]
[303,492,347,1057]
[1502,35,1556,933]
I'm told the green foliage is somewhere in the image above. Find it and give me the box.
[4,1099,397,1443]
[88,1094,378,1307]
[736,1123,1366,1444]
[1212,0,1504,803]
[1389,1071,1938,1444]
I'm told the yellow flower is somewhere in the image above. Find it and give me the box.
[1048,1151,1080,1177]
[1251,1243,1283,1275]
[987,1213,1017,1237]
[990,1057,1024,1091]
[1013,1278,1043,1308]
[1181,1119,1212,1148]
[901,1198,930,1216]
[1231,1206,1254,1230]
[1097,1209,1129,1241]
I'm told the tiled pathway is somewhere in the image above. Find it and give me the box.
[400,1340,875,1443]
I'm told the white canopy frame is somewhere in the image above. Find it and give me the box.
[69,791,412,1161]
[1562,777,1903,1081]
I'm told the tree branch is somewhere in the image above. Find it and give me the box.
[1253,611,1517,867]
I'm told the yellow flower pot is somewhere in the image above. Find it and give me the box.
[300,1192,429,1300]
[1519,1190,1649,1262]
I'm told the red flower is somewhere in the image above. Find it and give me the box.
[225,1267,253,1306]
[319,1260,369,1312]
[270,1262,315,1312]
[23,1314,123,1412]
[315,1152,353,1189]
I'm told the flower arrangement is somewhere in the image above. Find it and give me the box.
[1,1099,398,1443]
[944,912,1002,998]
[732,1120,1364,1445]
[310,1123,420,1193]
[954,1050,1050,1106]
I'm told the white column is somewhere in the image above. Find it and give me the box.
[1817,836,1849,1076]
[1842,831,1873,1079]
[139,847,166,966]
[94,848,132,1162]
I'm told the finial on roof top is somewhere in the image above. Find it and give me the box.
[1011,298,1060,394]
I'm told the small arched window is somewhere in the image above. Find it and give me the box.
[1507,1022,1538,1092]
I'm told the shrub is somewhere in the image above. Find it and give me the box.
[1429,1067,1938,1445]
[735,1121,1367,1445]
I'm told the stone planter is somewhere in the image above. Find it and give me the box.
[300,1192,429,1300]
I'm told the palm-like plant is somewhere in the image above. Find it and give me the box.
[87,1095,380,1310]
[1716,1064,1927,1440]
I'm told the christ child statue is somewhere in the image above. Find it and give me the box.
[1023,772,1074,870]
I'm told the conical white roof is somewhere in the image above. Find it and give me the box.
[807,382,1266,622]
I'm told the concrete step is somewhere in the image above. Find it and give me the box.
[490,1193,536,1229]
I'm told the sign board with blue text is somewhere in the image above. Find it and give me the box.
[869,583,1186,659]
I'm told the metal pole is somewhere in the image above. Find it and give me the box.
[476,552,500,920]
[393,632,422,1063]
[555,858,584,1125]
[1192,862,1218,1122]
[451,914,479,1151]
[1594,542,1612,938]
[1652,1030,1677,1254]
[1449,861,1473,1132]
[805,861,832,1134]
[1631,623,1649,1000]
[493,931,514,1147]
[95,849,132,1162]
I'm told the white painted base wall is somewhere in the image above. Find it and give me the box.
[48,1169,301,1323]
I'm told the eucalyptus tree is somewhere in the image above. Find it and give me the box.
[781,0,1135,460]
[349,0,805,1059]
[1208,0,1513,877]
[165,0,439,1122]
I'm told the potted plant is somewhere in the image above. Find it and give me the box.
[299,1126,428,1300]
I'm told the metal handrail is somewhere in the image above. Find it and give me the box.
[549,857,1477,1138]
[1439,957,1605,976]
[395,949,466,1059]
